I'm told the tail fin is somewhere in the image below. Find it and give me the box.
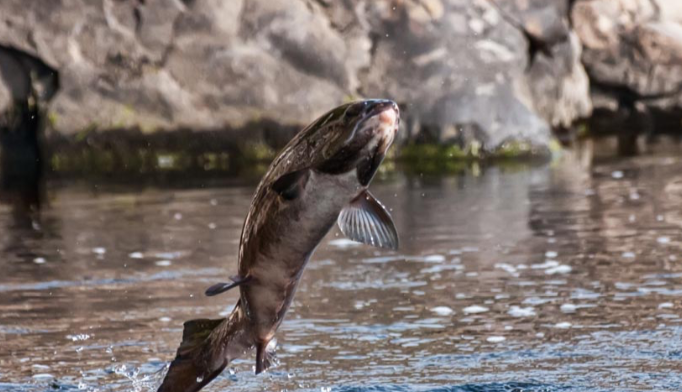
[157,318,229,392]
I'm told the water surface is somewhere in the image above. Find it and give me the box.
[2,152,682,392]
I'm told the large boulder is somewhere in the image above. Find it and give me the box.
[573,0,682,111]
[0,0,592,151]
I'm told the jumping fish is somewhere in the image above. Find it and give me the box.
[157,99,401,392]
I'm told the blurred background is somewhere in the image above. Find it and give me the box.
[1,1,682,392]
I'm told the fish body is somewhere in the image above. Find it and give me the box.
[158,99,400,392]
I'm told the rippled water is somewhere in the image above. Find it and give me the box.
[2,151,682,392]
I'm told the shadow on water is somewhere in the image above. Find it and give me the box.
[0,100,44,224]
[0,44,59,228]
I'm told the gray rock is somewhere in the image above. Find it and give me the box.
[358,0,589,149]
[0,0,593,152]
[573,0,682,110]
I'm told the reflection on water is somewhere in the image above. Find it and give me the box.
[2,151,682,392]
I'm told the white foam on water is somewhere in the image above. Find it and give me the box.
[31,364,50,370]
[363,256,402,264]
[463,305,489,314]
[545,265,572,275]
[495,263,519,276]
[128,252,144,259]
[508,306,536,317]
[555,322,572,329]
[422,254,445,263]
[32,374,54,380]
[545,251,558,258]
[532,260,559,269]
[328,238,361,248]
[657,236,671,244]
[155,260,172,267]
[431,306,454,316]
[33,257,46,264]
[486,336,506,343]
[611,170,624,179]
[622,252,635,259]
[659,302,674,309]
[153,251,186,259]
[560,303,577,313]
[92,247,107,255]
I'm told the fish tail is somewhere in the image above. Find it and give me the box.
[157,303,248,392]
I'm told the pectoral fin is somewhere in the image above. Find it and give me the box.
[271,169,310,200]
[205,275,251,297]
[337,190,399,250]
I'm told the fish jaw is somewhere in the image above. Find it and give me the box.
[353,101,400,186]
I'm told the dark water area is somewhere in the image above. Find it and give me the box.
[2,148,682,392]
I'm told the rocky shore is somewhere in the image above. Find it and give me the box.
[1,0,681,167]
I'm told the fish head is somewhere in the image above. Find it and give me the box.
[317,99,400,185]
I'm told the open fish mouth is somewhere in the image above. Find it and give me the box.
[357,99,400,154]
[365,100,400,129]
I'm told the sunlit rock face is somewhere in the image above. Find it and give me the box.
[357,0,591,148]
[0,0,591,151]
[573,0,682,111]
